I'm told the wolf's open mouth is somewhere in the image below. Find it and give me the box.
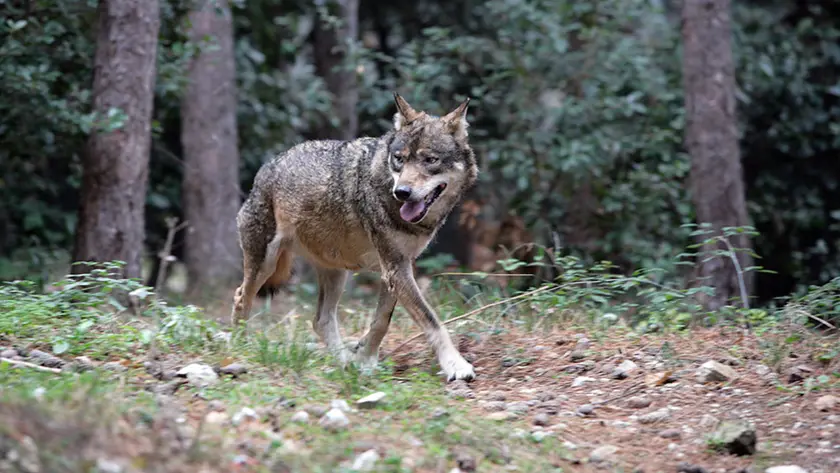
[399,183,447,223]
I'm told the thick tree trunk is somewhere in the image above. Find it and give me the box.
[72,0,160,279]
[682,0,754,310]
[313,0,359,140]
[181,0,242,297]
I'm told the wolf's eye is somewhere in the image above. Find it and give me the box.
[424,155,439,165]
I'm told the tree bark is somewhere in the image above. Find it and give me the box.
[313,0,359,140]
[181,0,242,296]
[72,0,160,279]
[681,0,754,310]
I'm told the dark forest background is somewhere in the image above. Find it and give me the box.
[1,0,838,313]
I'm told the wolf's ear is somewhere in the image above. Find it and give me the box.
[442,97,470,140]
[393,93,421,131]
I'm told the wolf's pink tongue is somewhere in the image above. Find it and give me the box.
[400,201,425,222]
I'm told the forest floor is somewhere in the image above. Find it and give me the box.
[1,281,839,473]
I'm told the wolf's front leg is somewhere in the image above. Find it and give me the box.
[385,262,475,382]
[353,282,398,373]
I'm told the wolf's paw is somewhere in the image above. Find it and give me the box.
[353,352,380,375]
[440,355,475,382]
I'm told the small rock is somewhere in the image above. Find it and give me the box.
[208,400,225,411]
[611,360,639,379]
[570,350,587,361]
[659,429,681,439]
[626,396,652,409]
[455,451,477,472]
[506,401,529,414]
[765,467,808,473]
[68,356,94,373]
[351,449,380,471]
[709,420,757,456]
[487,390,507,401]
[577,404,595,416]
[487,411,516,421]
[302,404,329,417]
[330,399,352,412]
[531,431,551,442]
[102,361,128,373]
[219,363,248,377]
[699,414,719,429]
[431,408,448,419]
[696,360,737,384]
[152,379,187,395]
[177,363,218,387]
[205,411,229,425]
[815,395,838,412]
[356,391,386,409]
[290,411,310,424]
[484,401,507,412]
[589,445,618,463]
[787,365,813,384]
[536,392,555,402]
[575,337,591,350]
[677,462,709,473]
[232,407,258,426]
[447,388,474,399]
[28,349,65,368]
[533,413,551,426]
[572,376,595,388]
[95,458,124,473]
[638,408,670,424]
[0,348,18,358]
[319,408,350,431]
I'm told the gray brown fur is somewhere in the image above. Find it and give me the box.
[231,94,478,381]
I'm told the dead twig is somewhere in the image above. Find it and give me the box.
[388,284,555,356]
[1,357,63,374]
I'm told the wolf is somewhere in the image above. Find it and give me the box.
[231,93,479,381]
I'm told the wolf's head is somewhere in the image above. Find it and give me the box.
[386,93,478,225]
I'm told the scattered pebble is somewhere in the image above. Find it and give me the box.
[302,404,329,418]
[102,361,128,373]
[709,420,757,456]
[232,407,258,426]
[330,399,351,412]
[626,396,652,409]
[290,411,310,424]
[699,414,719,429]
[319,408,350,431]
[506,401,529,414]
[765,467,808,473]
[696,360,737,384]
[219,362,248,377]
[572,376,595,388]
[176,363,218,387]
[0,348,18,358]
[576,404,595,416]
[484,401,506,412]
[356,391,386,409]
[205,411,229,425]
[659,429,681,439]
[351,449,379,471]
[637,408,670,424]
[431,408,448,419]
[487,390,507,401]
[611,360,639,379]
[677,462,709,473]
[28,349,65,368]
[487,411,516,421]
[815,395,838,412]
[533,413,551,426]
[589,445,618,463]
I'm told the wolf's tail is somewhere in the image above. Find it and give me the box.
[256,248,294,298]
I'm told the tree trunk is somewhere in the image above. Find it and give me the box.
[72,0,160,279]
[681,0,754,310]
[313,0,359,140]
[181,0,242,297]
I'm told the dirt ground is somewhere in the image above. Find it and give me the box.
[386,326,840,473]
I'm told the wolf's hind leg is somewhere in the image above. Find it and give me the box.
[312,266,350,364]
[232,221,292,326]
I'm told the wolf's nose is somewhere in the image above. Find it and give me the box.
[393,185,412,202]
